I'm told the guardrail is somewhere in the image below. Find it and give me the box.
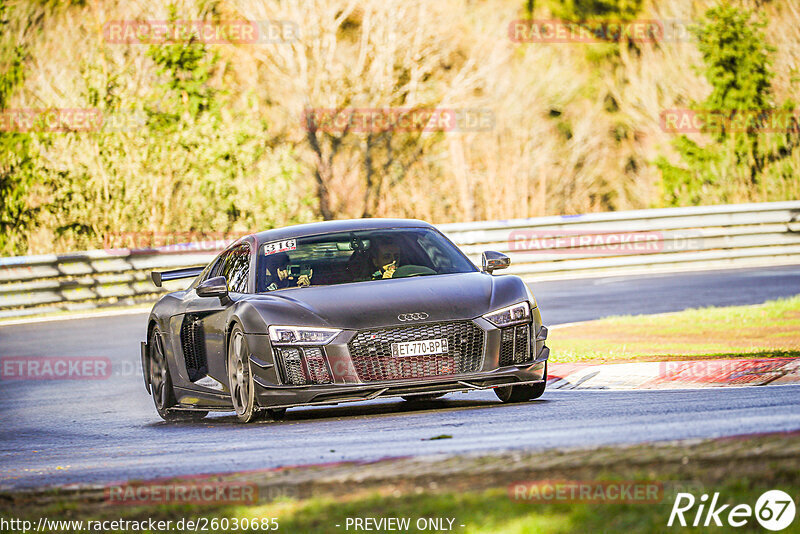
[442,200,800,279]
[1,201,799,318]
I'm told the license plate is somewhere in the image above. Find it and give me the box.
[390,338,449,357]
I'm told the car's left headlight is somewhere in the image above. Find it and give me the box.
[482,302,530,327]
[268,326,342,345]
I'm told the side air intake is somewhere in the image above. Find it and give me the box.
[180,315,209,381]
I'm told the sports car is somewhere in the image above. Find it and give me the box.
[141,219,549,422]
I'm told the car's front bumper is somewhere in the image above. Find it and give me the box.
[251,346,548,409]
[144,315,550,411]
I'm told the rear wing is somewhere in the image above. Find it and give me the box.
[151,266,205,288]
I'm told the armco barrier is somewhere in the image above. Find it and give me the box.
[443,200,800,278]
[1,201,799,318]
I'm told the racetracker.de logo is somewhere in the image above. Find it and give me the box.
[508,229,664,254]
[303,108,495,133]
[0,109,144,133]
[509,19,665,43]
[105,481,258,506]
[1,357,112,380]
[103,20,298,44]
[103,231,242,255]
[661,109,800,133]
[509,480,663,503]
[658,358,797,384]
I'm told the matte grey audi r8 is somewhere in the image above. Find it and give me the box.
[141,219,549,422]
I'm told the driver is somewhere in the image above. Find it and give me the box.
[371,241,401,279]
[264,252,312,290]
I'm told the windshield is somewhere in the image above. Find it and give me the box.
[256,227,476,292]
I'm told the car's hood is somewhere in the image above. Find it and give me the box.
[239,272,529,330]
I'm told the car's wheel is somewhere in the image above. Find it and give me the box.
[149,327,208,422]
[495,364,547,403]
[227,325,262,423]
[494,382,545,403]
[401,393,447,402]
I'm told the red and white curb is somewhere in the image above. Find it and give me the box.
[547,358,800,389]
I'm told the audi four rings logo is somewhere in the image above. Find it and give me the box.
[398,312,429,321]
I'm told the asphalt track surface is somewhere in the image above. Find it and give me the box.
[1,266,799,490]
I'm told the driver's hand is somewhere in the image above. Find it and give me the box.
[297,269,313,287]
[382,261,397,279]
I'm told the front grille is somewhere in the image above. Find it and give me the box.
[348,321,485,382]
[180,315,208,381]
[498,323,531,366]
[303,347,332,383]
[275,347,332,385]
[278,347,306,385]
[499,327,515,366]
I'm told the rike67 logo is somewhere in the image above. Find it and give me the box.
[668,490,796,531]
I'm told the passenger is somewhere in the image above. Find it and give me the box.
[345,248,373,282]
[264,252,311,290]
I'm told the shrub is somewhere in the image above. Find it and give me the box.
[656,4,800,206]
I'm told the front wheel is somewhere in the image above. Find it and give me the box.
[494,381,546,403]
[149,327,207,421]
[228,325,262,423]
[495,363,547,403]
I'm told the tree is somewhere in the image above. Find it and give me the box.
[246,0,500,219]
[0,0,36,255]
[656,4,798,206]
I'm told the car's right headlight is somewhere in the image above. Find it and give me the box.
[482,302,530,327]
[268,326,341,345]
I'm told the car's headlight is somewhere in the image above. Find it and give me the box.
[482,302,530,327]
[268,326,342,345]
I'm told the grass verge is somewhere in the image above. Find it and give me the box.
[549,294,800,363]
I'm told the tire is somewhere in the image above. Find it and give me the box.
[227,325,262,423]
[401,393,447,402]
[149,327,208,422]
[495,363,547,403]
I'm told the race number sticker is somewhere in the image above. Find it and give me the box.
[264,239,296,255]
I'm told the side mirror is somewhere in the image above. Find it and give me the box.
[481,251,510,274]
[196,276,229,299]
